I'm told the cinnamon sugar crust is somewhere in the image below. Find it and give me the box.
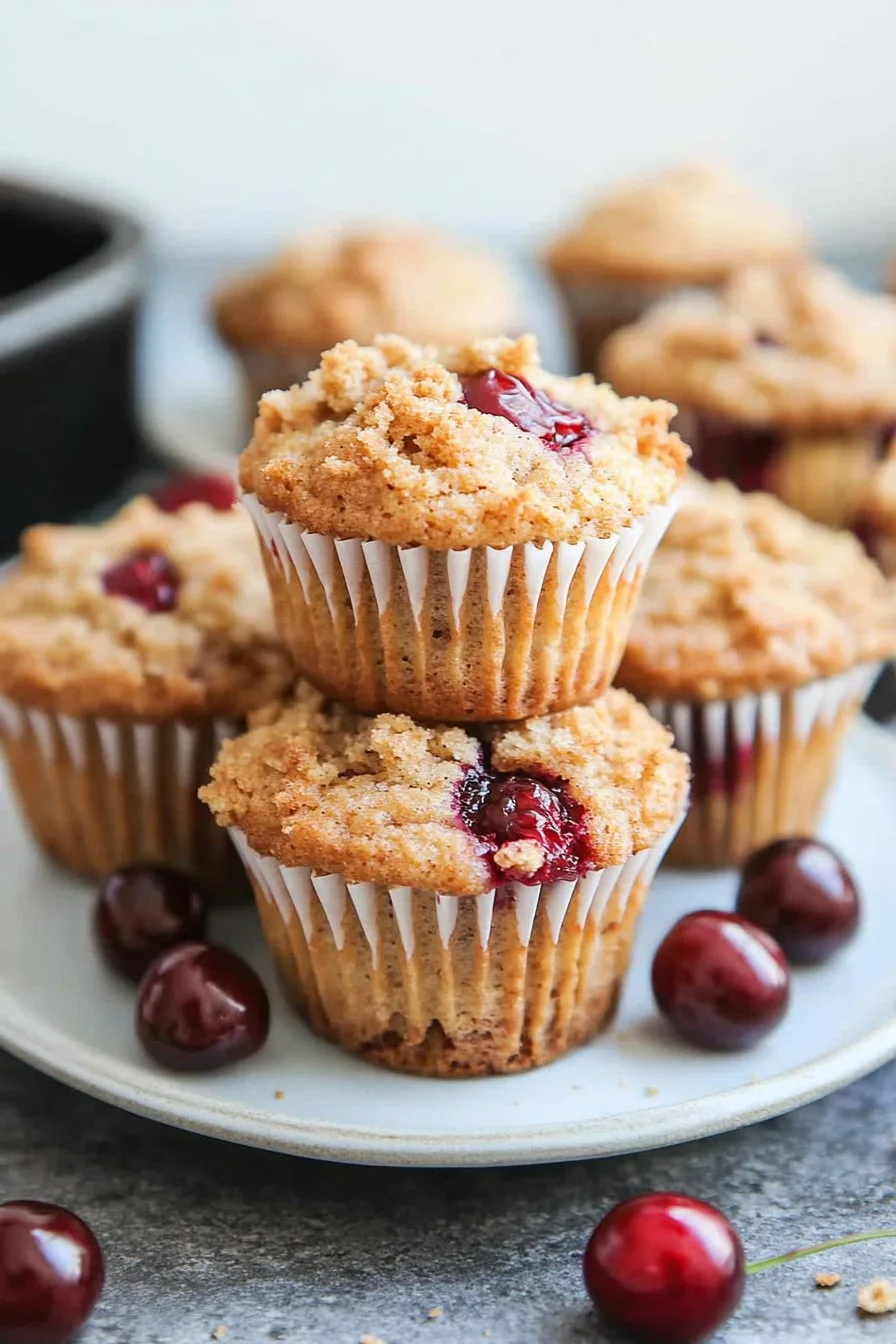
[239,334,688,548]
[544,164,806,285]
[618,479,896,700]
[200,682,688,895]
[213,227,517,353]
[0,498,293,720]
[604,264,896,429]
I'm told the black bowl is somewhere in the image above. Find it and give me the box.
[0,179,146,553]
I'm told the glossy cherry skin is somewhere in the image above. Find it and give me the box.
[456,767,593,883]
[736,837,859,965]
[0,1200,104,1344]
[152,472,237,513]
[101,549,179,613]
[460,369,592,452]
[94,864,208,982]
[137,943,270,1071]
[652,911,790,1050]
[583,1193,745,1344]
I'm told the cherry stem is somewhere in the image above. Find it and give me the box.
[746,1228,896,1275]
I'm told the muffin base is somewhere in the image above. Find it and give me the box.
[243,492,676,721]
[647,666,877,868]
[556,275,678,376]
[236,347,319,427]
[230,818,682,1077]
[0,699,242,891]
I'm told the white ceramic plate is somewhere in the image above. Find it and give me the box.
[1,720,894,1168]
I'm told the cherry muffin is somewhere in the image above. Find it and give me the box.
[0,497,292,885]
[858,441,896,576]
[212,226,518,422]
[604,263,896,531]
[240,332,687,721]
[617,479,896,867]
[200,681,688,1076]
[544,164,805,374]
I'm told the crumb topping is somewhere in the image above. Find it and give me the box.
[604,264,896,428]
[618,479,896,699]
[239,334,688,548]
[544,164,805,284]
[212,227,517,353]
[0,497,293,719]
[200,681,688,894]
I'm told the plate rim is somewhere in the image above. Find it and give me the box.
[2,717,894,1169]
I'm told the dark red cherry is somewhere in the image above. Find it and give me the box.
[457,767,593,883]
[94,864,208,982]
[460,369,593,452]
[101,549,179,613]
[0,1200,104,1344]
[137,943,269,1071]
[652,910,790,1050]
[152,472,237,513]
[583,1193,745,1344]
[736,838,859,965]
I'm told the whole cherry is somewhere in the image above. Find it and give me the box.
[583,1193,745,1344]
[0,1200,104,1344]
[652,910,790,1050]
[736,837,859,965]
[101,550,179,614]
[137,942,270,1071]
[94,864,208,982]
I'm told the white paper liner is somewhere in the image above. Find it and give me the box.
[230,812,683,970]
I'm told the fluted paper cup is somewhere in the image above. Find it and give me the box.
[646,665,877,868]
[0,698,242,891]
[242,492,677,721]
[229,814,683,1077]
[236,348,321,429]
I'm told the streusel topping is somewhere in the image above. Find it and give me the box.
[544,165,805,285]
[240,334,688,548]
[200,682,688,894]
[0,498,293,719]
[213,227,517,352]
[604,264,896,428]
[618,479,896,700]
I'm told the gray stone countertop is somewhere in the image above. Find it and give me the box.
[2,1047,894,1343]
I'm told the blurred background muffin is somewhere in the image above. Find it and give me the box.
[543,164,806,376]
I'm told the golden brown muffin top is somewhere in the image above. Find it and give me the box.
[0,498,293,720]
[240,333,688,549]
[604,264,896,429]
[544,164,806,285]
[618,479,896,700]
[212,227,518,353]
[201,681,688,895]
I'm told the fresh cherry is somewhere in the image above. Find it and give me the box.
[137,943,270,1071]
[583,1193,745,1344]
[736,838,859,965]
[101,550,179,613]
[94,864,208,982]
[460,368,593,452]
[0,1200,104,1344]
[152,472,237,513]
[652,911,790,1050]
[457,767,593,883]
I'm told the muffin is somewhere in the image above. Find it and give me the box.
[604,263,896,531]
[212,227,518,421]
[200,681,688,1076]
[0,496,293,885]
[617,479,896,868]
[544,164,805,374]
[240,332,688,722]
[858,440,896,576]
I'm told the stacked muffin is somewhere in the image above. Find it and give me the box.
[201,332,691,1075]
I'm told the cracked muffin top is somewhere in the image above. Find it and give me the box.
[0,498,293,720]
[239,333,688,549]
[618,479,896,700]
[200,681,688,895]
[544,164,806,285]
[212,226,518,353]
[604,263,896,429]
